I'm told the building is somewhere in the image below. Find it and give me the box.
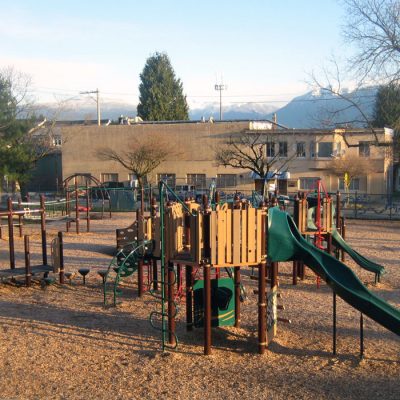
[40,120,394,195]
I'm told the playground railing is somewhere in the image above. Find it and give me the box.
[286,191,400,220]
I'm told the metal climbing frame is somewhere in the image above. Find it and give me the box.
[149,181,196,351]
[103,241,150,306]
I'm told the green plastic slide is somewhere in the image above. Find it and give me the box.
[306,206,384,277]
[332,229,385,277]
[268,206,400,336]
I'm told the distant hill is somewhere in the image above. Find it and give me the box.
[272,87,378,128]
[189,103,279,121]
[34,87,378,128]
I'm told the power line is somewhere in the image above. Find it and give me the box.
[21,85,378,106]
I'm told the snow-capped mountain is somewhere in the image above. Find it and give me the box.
[33,87,378,128]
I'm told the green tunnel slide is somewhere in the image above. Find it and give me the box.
[268,206,400,336]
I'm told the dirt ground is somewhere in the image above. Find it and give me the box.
[0,213,399,400]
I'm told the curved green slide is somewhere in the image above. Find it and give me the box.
[268,206,400,336]
[332,229,385,277]
[307,206,384,277]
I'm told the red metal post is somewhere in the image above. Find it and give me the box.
[86,183,90,232]
[66,189,70,232]
[186,265,193,331]
[75,178,79,234]
[138,259,144,297]
[7,198,15,269]
[58,231,65,284]
[292,261,298,285]
[40,195,47,265]
[24,235,31,287]
[152,258,158,291]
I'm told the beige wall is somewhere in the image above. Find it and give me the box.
[60,122,393,195]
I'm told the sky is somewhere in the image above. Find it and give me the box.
[0,0,351,109]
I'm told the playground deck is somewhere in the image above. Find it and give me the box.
[0,213,399,399]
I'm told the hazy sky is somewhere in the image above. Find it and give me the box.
[0,0,350,108]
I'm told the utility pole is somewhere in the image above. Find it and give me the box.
[214,82,227,121]
[80,89,101,126]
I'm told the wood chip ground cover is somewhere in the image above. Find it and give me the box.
[0,214,399,399]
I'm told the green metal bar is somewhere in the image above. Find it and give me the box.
[159,180,166,351]
[162,181,196,215]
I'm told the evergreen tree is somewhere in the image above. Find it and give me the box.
[0,68,56,194]
[373,83,400,128]
[137,52,189,121]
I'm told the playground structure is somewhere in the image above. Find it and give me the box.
[293,184,384,284]
[0,196,65,286]
[63,173,112,234]
[107,182,279,355]
[103,178,400,358]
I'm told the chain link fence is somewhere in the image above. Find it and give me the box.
[1,188,399,220]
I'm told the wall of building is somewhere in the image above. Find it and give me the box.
[59,122,392,195]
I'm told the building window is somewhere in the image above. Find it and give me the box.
[187,174,206,189]
[52,136,62,146]
[339,177,360,191]
[299,177,320,190]
[318,142,333,158]
[101,173,118,182]
[359,142,370,157]
[266,142,275,158]
[128,174,147,187]
[296,142,306,158]
[279,141,288,157]
[157,173,176,187]
[336,141,342,156]
[217,174,237,188]
[310,141,316,158]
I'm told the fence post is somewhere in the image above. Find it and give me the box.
[354,191,358,219]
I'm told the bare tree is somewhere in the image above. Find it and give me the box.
[309,64,384,147]
[343,0,400,84]
[97,134,174,188]
[327,155,377,202]
[328,156,375,182]
[215,131,295,196]
[308,1,400,147]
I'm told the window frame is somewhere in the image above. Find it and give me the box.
[157,173,176,187]
[359,141,371,157]
[101,173,118,183]
[266,142,276,158]
[296,142,306,158]
[338,177,360,191]
[317,142,334,158]
[216,174,237,188]
[299,177,320,190]
[186,173,206,189]
[278,141,288,158]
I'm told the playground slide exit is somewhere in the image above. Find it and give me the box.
[331,229,385,277]
[268,207,400,336]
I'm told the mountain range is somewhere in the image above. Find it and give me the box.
[36,86,378,128]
